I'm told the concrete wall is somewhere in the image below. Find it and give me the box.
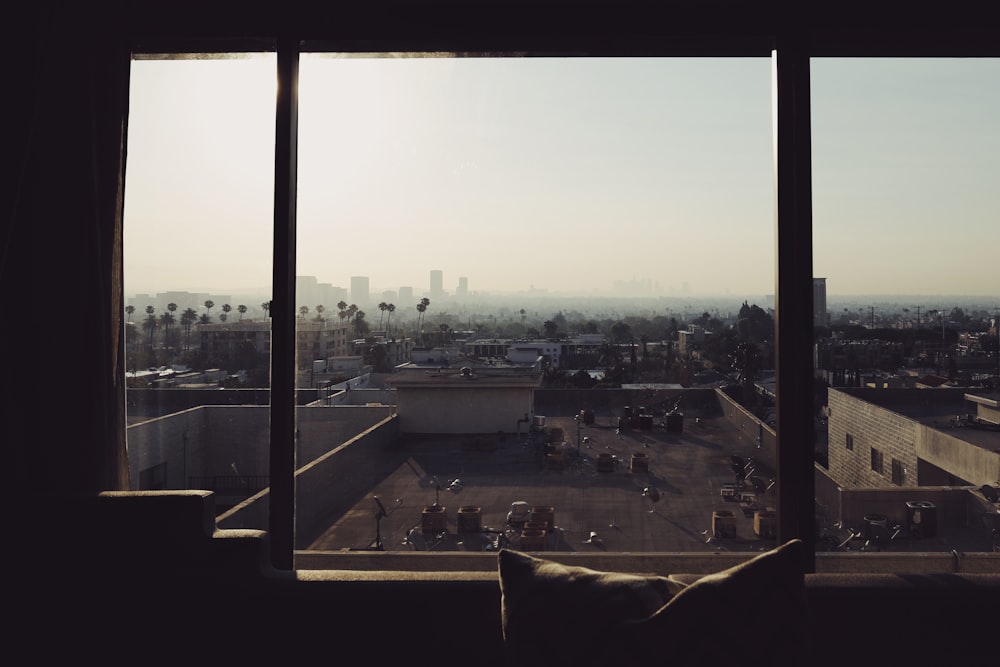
[217,414,402,547]
[396,386,533,434]
[533,388,717,420]
[127,404,394,493]
[715,387,778,474]
[917,424,1000,487]
[838,486,974,540]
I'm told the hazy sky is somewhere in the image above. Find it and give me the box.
[123,55,999,299]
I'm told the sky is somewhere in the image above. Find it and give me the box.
[123,55,999,300]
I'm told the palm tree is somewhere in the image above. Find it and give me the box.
[337,300,348,319]
[180,308,197,350]
[222,304,232,322]
[261,301,270,318]
[386,303,396,336]
[125,304,135,323]
[353,310,368,337]
[416,300,428,342]
[238,304,247,320]
[159,310,176,347]
[314,304,325,321]
[204,300,214,321]
[299,305,309,318]
[378,301,388,329]
[144,306,156,350]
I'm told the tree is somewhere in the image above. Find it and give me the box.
[299,305,309,318]
[159,310,176,348]
[416,298,430,341]
[238,304,247,320]
[353,310,368,337]
[180,308,197,350]
[261,301,270,318]
[543,320,558,338]
[222,303,232,322]
[378,301,388,329]
[314,304,325,322]
[143,306,157,351]
[385,303,396,336]
[204,300,214,321]
[125,304,135,323]
[438,323,451,345]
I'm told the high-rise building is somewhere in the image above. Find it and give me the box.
[456,276,468,297]
[398,286,414,304]
[430,270,444,299]
[350,276,370,305]
[813,277,827,328]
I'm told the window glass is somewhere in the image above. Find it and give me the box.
[812,58,1000,556]
[294,55,776,562]
[123,54,276,521]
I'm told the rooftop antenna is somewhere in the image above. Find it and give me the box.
[370,495,389,551]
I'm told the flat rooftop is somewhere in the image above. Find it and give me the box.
[301,405,998,566]
[306,406,774,559]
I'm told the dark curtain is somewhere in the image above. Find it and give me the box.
[8,4,129,495]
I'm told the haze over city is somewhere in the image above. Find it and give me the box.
[123,55,999,301]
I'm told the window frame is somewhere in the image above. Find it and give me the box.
[121,3,1000,573]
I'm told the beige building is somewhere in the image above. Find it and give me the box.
[387,366,542,434]
[828,387,1000,490]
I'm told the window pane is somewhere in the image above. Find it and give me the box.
[812,59,1000,557]
[123,55,276,523]
[295,55,776,564]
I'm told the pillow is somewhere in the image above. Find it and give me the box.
[498,540,811,667]
[498,550,686,667]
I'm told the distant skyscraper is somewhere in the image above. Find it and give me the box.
[457,276,468,297]
[430,270,444,298]
[350,276,370,305]
[813,278,827,327]
[398,286,413,303]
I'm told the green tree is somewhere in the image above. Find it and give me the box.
[543,320,558,338]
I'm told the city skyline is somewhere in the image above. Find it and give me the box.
[124,56,1000,299]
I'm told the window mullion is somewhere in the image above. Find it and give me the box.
[269,38,300,570]
[773,42,816,569]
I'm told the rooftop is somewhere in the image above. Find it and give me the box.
[301,404,998,565]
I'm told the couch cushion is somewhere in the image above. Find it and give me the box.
[498,539,810,667]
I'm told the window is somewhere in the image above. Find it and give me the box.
[124,54,277,521]
[870,447,884,475]
[113,22,996,576]
[891,458,905,486]
[845,433,853,450]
